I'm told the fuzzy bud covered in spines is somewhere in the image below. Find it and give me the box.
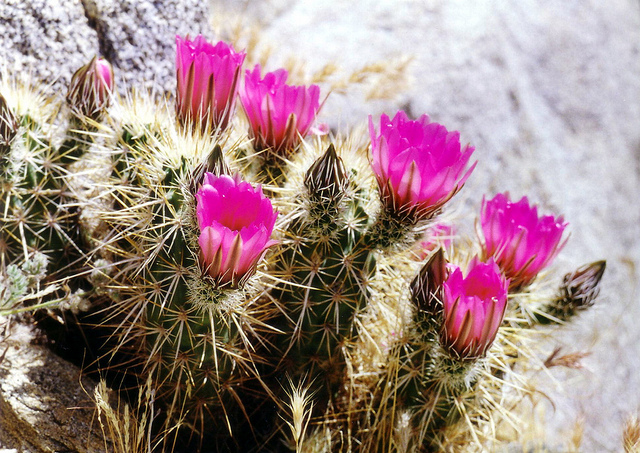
[559,260,606,308]
[0,92,18,153]
[480,192,568,290]
[189,144,229,195]
[537,260,606,324]
[411,247,447,327]
[240,64,321,155]
[304,144,348,203]
[303,145,350,238]
[204,144,230,177]
[196,172,278,288]
[176,35,246,132]
[441,257,509,360]
[66,56,114,120]
[369,110,476,223]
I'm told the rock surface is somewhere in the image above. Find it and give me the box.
[0,0,97,94]
[0,319,110,452]
[0,0,213,97]
[1,0,639,451]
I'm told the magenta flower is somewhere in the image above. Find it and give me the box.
[240,64,321,154]
[196,173,278,287]
[176,35,246,132]
[441,257,509,359]
[96,59,114,91]
[418,223,455,259]
[369,111,476,221]
[67,56,114,119]
[480,192,568,289]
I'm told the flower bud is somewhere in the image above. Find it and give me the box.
[540,260,606,323]
[304,144,349,203]
[189,145,230,195]
[417,223,454,259]
[67,56,114,120]
[559,260,606,308]
[411,248,447,320]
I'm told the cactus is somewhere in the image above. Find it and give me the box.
[0,33,609,453]
[0,56,115,313]
[0,80,79,308]
[268,141,376,406]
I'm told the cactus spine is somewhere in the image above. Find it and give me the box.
[0,82,80,307]
[269,142,376,403]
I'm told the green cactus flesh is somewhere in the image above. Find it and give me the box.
[269,151,376,406]
[1,114,81,283]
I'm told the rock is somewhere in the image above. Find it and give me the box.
[0,0,213,98]
[81,0,214,95]
[0,319,110,452]
[0,0,98,97]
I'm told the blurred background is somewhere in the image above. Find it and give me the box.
[1,0,639,450]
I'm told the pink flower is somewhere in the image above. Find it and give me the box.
[176,35,246,132]
[369,111,476,221]
[418,223,455,259]
[95,59,113,92]
[480,193,568,289]
[67,56,114,119]
[196,173,278,287]
[240,64,321,154]
[441,257,509,359]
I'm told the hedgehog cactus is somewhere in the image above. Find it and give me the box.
[382,254,510,450]
[0,73,90,308]
[269,142,376,403]
[96,126,280,447]
[0,33,609,453]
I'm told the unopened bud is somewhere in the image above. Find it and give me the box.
[0,92,19,151]
[537,260,606,324]
[190,145,230,195]
[558,260,606,310]
[410,248,447,322]
[205,145,229,176]
[304,144,348,202]
[67,56,114,119]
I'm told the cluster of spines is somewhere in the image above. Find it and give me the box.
[1,89,83,311]
[268,142,376,404]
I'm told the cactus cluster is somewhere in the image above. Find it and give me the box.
[0,33,606,453]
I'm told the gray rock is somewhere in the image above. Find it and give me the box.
[82,0,214,95]
[0,0,98,96]
[0,319,110,452]
[0,0,214,99]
